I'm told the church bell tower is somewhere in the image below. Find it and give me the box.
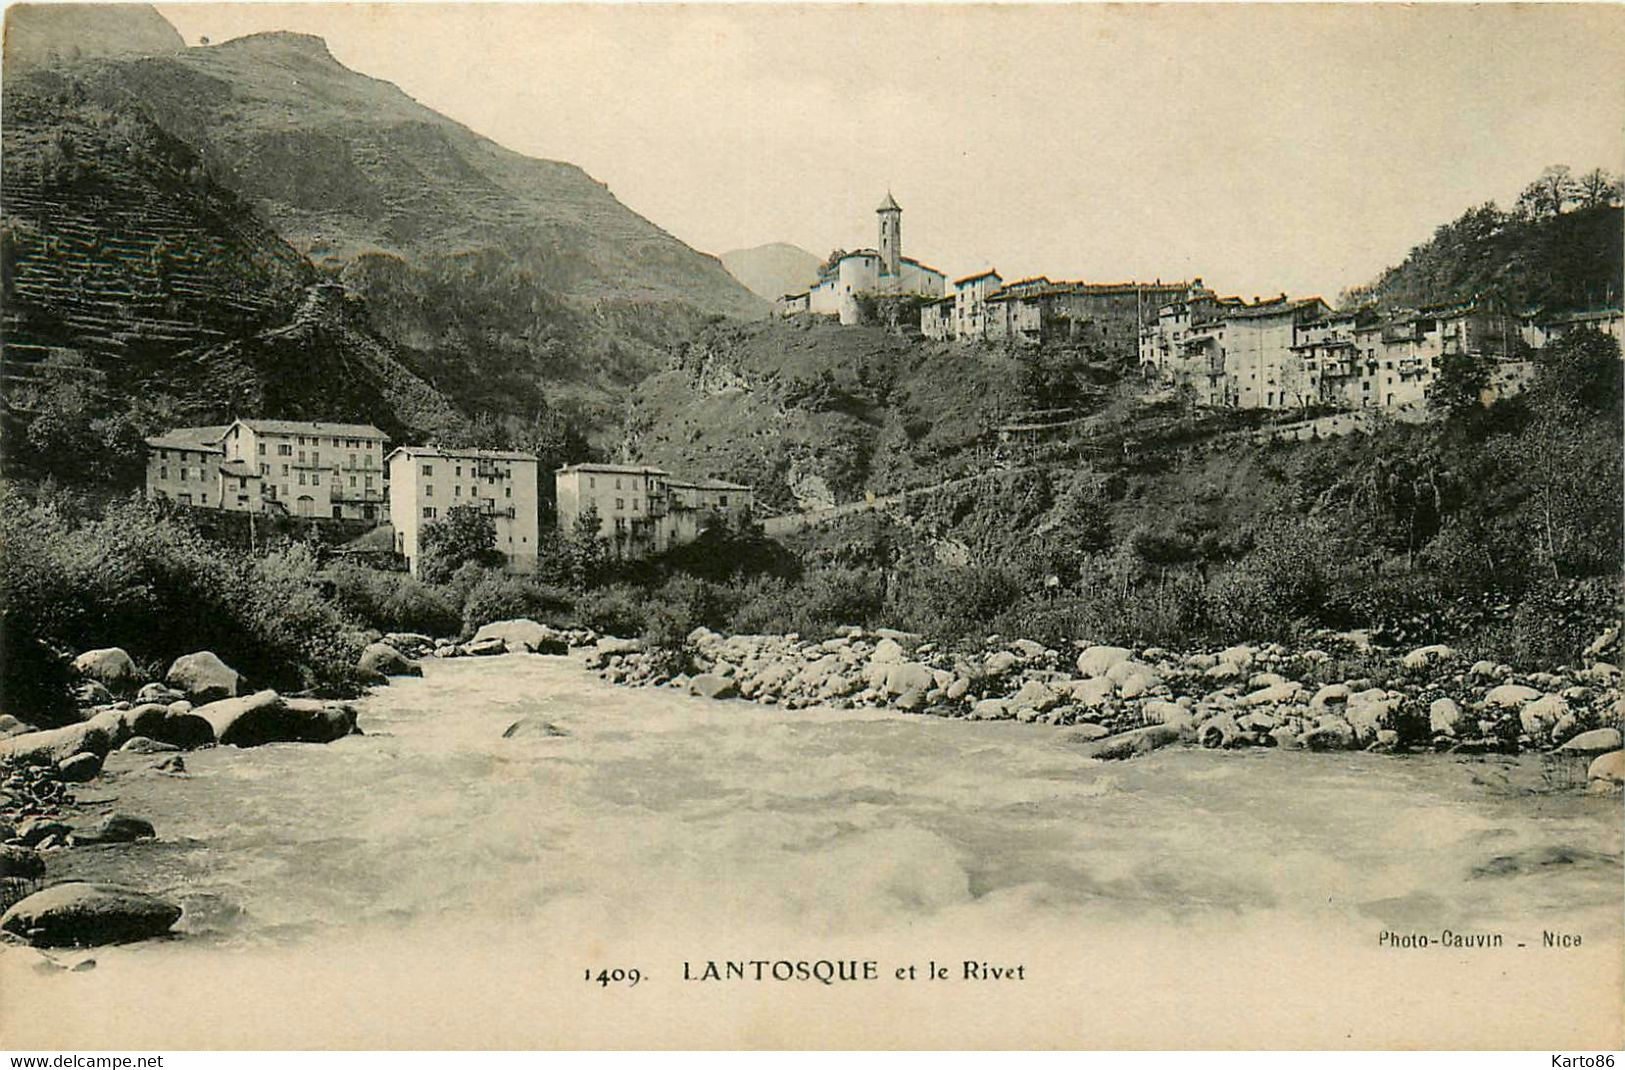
[877,191,901,277]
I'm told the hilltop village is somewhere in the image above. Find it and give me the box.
[777,195,1623,420]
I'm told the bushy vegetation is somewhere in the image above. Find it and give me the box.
[0,486,369,722]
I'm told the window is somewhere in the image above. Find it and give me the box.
[179,467,188,482]
[505,486,512,499]
[281,464,289,476]
[426,484,434,497]
[616,498,625,511]
[454,485,461,497]
[239,477,248,490]
[178,493,192,505]
[278,444,292,457]
[298,450,306,463]
[422,464,434,476]
[159,450,168,461]
[631,498,638,511]
[422,507,437,519]
[455,465,462,477]
[719,495,729,507]
[160,466,168,480]
[298,473,307,486]
[349,453,357,467]
[257,443,265,455]
[365,475,374,488]
[312,451,320,466]
[260,463,270,476]
[349,475,357,488]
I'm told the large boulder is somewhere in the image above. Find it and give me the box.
[1077,724,1184,761]
[282,699,359,743]
[1586,749,1624,786]
[982,650,1020,676]
[473,619,569,656]
[0,720,118,766]
[1066,676,1116,708]
[164,652,241,704]
[358,642,420,678]
[1402,644,1455,671]
[1076,645,1132,678]
[1429,697,1465,737]
[688,674,739,701]
[381,632,436,659]
[71,814,156,845]
[1009,679,1061,714]
[595,637,644,657]
[502,716,569,739]
[870,637,906,665]
[1518,694,1569,741]
[71,648,141,693]
[194,690,299,748]
[1559,728,1623,755]
[0,882,182,947]
[461,636,507,657]
[882,661,935,698]
[58,752,103,782]
[1484,684,1541,710]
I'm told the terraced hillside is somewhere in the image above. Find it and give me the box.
[1,68,463,469]
[1,74,310,403]
[67,28,768,423]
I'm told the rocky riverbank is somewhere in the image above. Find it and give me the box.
[584,623,1625,786]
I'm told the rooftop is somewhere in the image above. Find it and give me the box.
[556,462,672,476]
[145,425,228,452]
[388,446,538,462]
[954,269,1001,287]
[236,418,389,440]
[877,191,901,212]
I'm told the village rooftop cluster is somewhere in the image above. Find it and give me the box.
[777,195,1625,417]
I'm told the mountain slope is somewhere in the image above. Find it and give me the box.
[1,53,465,478]
[3,2,183,69]
[67,27,767,425]
[721,242,822,302]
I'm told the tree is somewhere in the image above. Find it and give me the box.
[418,505,503,585]
[566,502,607,589]
[1515,165,1579,220]
[1575,168,1624,209]
[1429,347,1493,420]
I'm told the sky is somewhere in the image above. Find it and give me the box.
[153,2,1625,300]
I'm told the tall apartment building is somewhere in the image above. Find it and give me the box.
[145,419,389,520]
[387,446,541,576]
[555,463,753,560]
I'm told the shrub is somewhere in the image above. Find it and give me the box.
[326,562,462,637]
[460,570,574,635]
[576,584,649,638]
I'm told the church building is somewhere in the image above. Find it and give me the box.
[790,194,947,324]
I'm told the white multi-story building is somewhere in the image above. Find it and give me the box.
[555,463,753,560]
[387,446,541,576]
[145,419,390,520]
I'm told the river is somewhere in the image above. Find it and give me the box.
[3,654,1621,1048]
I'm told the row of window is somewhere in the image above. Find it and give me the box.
[422,484,513,500]
[420,463,514,479]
